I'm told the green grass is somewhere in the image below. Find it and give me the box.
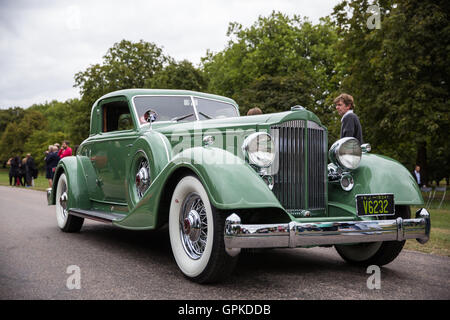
[405,206,450,256]
[0,168,50,191]
[1,168,449,256]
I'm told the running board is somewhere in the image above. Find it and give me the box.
[69,209,125,224]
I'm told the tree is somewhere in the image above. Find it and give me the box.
[331,0,449,185]
[149,60,207,91]
[23,130,66,171]
[74,39,170,104]
[0,109,48,161]
[28,100,72,134]
[72,39,172,141]
[202,12,339,130]
[65,98,91,146]
[0,107,25,133]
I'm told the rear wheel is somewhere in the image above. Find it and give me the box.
[335,205,410,266]
[168,175,238,283]
[55,173,84,232]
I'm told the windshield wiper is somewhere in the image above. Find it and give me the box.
[199,111,213,119]
[171,113,194,122]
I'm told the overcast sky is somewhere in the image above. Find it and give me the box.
[0,0,339,109]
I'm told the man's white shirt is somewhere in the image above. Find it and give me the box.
[414,170,421,184]
[341,109,354,122]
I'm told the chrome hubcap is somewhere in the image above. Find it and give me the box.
[180,193,208,260]
[59,190,68,218]
[183,210,202,242]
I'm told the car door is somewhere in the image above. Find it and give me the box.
[88,96,139,204]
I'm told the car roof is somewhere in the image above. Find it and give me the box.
[98,89,237,106]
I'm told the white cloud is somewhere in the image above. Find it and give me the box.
[0,0,339,109]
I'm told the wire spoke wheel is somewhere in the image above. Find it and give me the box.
[179,193,208,260]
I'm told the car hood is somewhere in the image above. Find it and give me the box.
[149,109,323,134]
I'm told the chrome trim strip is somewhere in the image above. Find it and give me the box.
[89,198,128,206]
[157,132,171,161]
[224,209,431,252]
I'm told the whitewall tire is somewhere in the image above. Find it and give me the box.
[169,175,238,283]
[55,173,84,233]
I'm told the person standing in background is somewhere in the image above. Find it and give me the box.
[334,93,363,144]
[45,145,60,187]
[25,153,36,187]
[7,157,20,186]
[247,107,263,115]
[58,140,73,160]
[413,165,423,188]
[18,158,26,186]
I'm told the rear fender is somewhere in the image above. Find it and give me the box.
[50,156,91,210]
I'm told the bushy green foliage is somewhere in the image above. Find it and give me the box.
[149,60,207,91]
[202,12,339,117]
[23,130,66,170]
[0,110,47,160]
[331,0,449,184]
[74,40,170,106]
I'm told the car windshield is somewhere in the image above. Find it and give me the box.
[133,95,238,124]
[194,97,239,120]
[134,96,196,124]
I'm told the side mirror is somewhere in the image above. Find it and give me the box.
[143,109,158,129]
[144,110,158,123]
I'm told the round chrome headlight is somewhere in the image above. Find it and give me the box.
[242,132,275,168]
[329,137,362,170]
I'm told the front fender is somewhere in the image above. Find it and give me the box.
[172,147,282,209]
[328,153,424,217]
[50,156,91,210]
[115,147,282,229]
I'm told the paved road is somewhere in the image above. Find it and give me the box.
[1,185,449,300]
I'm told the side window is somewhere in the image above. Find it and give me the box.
[102,100,134,132]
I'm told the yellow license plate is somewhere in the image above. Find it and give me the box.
[356,194,395,216]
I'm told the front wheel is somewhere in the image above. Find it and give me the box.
[335,205,411,267]
[55,173,84,232]
[168,175,238,283]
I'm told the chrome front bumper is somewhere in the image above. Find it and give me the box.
[224,208,430,256]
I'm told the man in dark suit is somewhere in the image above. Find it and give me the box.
[334,93,363,144]
[413,165,423,187]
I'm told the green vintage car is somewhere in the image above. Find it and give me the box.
[47,89,430,283]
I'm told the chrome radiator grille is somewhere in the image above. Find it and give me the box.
[270,120,327,213]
